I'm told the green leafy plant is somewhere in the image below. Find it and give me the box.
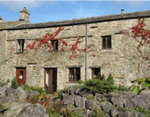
[83,79,114,94]
[136,107,150,117]
[100,74,105,80]
[11,77,18,89]
[131,77,150,95]
[63,109,84,117]
[61,87,68,93]
[23,85,30,91]
[23,85,46,96]
[87,94,95,100]
[78,80,84,84]
[2,82,7,86]
[94,107,106,117]
[132,86,140,94]
[56,90,62,99]
[107,74,114,86]
[49,112,63,117]
[113,85,130,92]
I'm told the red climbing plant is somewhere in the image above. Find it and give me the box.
[25,27,95,58]
[122,18,150,73]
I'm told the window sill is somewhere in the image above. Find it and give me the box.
[102,48,112,49]
[14,52,24,54]
[66,81,79,83]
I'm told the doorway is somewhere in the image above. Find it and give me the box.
[44,68,57,94]
[16,68,26,85]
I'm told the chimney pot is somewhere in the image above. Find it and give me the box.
[121,9,124,14]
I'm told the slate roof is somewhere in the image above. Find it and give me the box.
[0,21,28,30]
[0,10,150,31]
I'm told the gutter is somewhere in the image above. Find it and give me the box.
[85,23,88,81]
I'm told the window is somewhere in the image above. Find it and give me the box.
[51,40,58,51]
[102,36,111,49]
[17,39,24,53]
[69,68,80,81]
[91,68,101,79]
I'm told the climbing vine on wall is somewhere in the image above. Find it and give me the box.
[122,18,150,74]
[25,27,95,59]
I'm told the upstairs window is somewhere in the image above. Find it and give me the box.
[69,67,80,81]
[51,40,58,51]
[91,68,101,79]
[17,39,24,53]
[102,36,111,49]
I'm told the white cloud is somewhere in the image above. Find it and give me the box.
[114,1,148,7]
[0,0,44,10]
[126,1,147,7]
[74,9,101,19]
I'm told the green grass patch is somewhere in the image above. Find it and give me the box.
[136,107,150,117]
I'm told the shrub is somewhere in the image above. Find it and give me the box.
[11,77,18,89]
[100,74,105,80]
[107,74,114,86]
[78,80,84,84]
[131,77,150,95]
[23,85,46,96]
[56,90,62,99]
[113,85,130,92]
[61,87,68,93]
[83,79,114,94]
[23,85,30,91]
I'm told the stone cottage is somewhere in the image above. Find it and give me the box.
[0,8,150,93]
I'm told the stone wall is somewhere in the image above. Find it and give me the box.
[0,18,149,90]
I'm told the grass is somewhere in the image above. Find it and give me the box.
[49,112,63,117]
[87,94,95,100]
[136,107,150,117]
[2,82,7,86]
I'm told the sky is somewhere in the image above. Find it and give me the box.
[0,0,150,23]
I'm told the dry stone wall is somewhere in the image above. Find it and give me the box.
[0,18,149,90]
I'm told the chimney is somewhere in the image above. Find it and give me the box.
[19,7,30,23]
[121,9,124,14]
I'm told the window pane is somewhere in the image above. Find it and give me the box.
[102,37,106,48]
[51,40,58,51]
[69,68,74,81]
[107,36,111,48]
[22,40,24,52]
[92,68,101,79]
[46,70,50,93]
[17,39,24,53]
[76,68,80,81]
[55,41,58,50]
[19,71,23,79]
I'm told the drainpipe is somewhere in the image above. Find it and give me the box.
[85,23,88,81]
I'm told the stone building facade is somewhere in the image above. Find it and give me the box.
[0,8,150,93]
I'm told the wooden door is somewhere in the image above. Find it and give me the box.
[16,68,26,85]
[44,68,57,94]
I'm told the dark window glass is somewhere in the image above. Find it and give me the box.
[51,40,58,51]
[17,39,24,53]
[69,68,80,81]
[92,68,101,79]
[102,36,111,49]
